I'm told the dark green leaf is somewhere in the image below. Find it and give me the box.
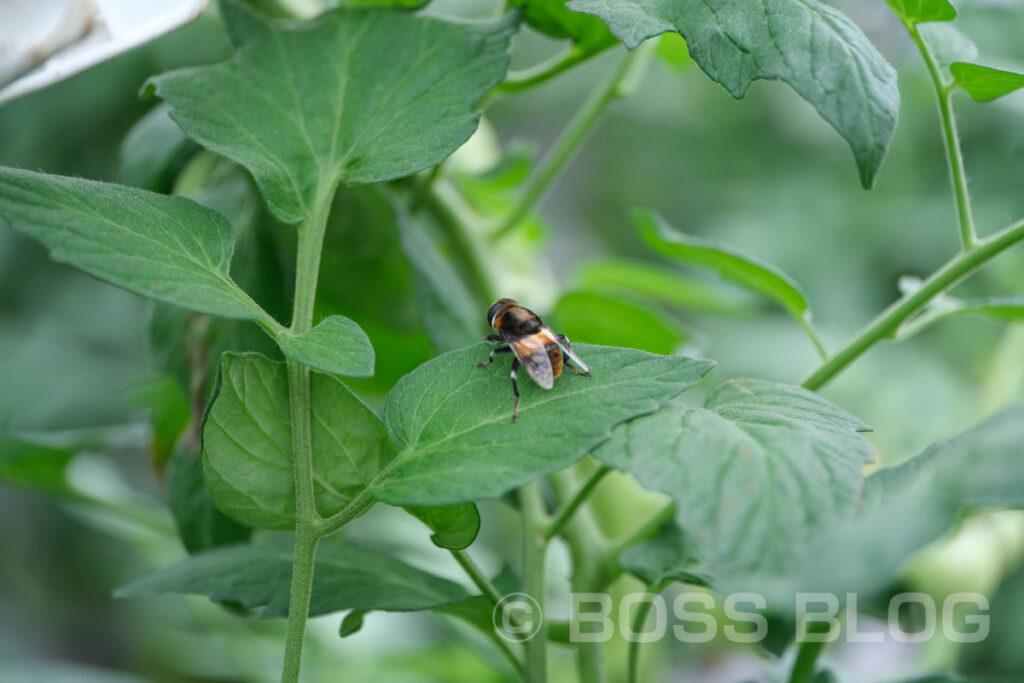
[167,444,252,554]
[277,315,375,378]
[618,523,711,587]
[202,352,396,529]
[394,202,480,353]
[952,62,1024,102]
[636,211,816,328]
[339,609,368,637]
[115,539,470,617]
[120,104,195,192]
[883,0,956,25]
[371,344,714,505]
[0,167,264,319]
[596,379,874,577]
[149,1,514,223]
[510,0,617,56]
[125,375,191,471]
[552,290,685,354]
[407,504,481,550]
[574,259,749,314]
[567,0,899,187]
[0,435,75,493]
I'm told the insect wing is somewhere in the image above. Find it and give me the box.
[509,336,554,389]
[547,329,590,374]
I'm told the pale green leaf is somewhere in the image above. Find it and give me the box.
[618,523,710,588]
[406,504,481,550]
[636,210,815,327]
[596,379,874,577]
[920,23,978,70]
[567,0,899,187]
[0,435,75,494]
[120,104,195,192]
[735,403,1024,611]
[370,344,715,505]
[552,290,686,354]
[952,62,1024,102]
[148,1,514,223]
[883,0,956,25]
[115,538,470,617]
[394,202,480,353]
[277,315,375,377]
[202,352,395,529]
[0,168,264,319]
[574,259,750,315]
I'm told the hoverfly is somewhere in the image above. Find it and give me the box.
[477,298,591,422]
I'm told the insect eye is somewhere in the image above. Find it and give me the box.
[487,301,504,326]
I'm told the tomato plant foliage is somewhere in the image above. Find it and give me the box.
[1,0,1024,682]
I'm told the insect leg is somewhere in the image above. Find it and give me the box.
[476,345,512,367]
[510,358,521,423]
[482,334,502,342]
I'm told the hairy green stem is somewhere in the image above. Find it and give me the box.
[788,638,827,683]
[803,217,1024,390]
[492,49,637,241]
[451,548,505,606]
[906,22,978,250]
[449,549,525,675]
[280,189,335,683]
[519,482,549,682]
[493,47,591,95]
[545,465,611,542]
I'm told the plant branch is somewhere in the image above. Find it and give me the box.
[280,188,335,683]
[544,465,610,542]
[905,21,978,250]
[788,637,827,683]
[491,48,637,241]
[802,217,1024,390]
[451,548,505,606]
[627,582,666,683]
[519,482,549,682]
[493,47,591,95]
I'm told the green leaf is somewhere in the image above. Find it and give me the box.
[951,62,1024,102]
[552,290,686,354]
[339,609,368,637]
[740,403,1024,611]
[0,167,264,320]
[574,259,749,315]
[148,1,515,223]
[0,435,75,493]
[115,538,470,617]
[120,104,195,192]
[406,504,481,550]
[618,523,711,588]
[370,344,714,505]
[509,0,617,56]
[567,0,899,187]
[883,0,956,25]
[394,202,480,354]
[595,379,874,577]
[202,352,396,529]
[276,315,375,378]
[636,211,819,335]
[167,444,252,554]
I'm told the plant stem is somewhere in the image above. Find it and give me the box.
[905,21,978,250]
[519,482,549,682]
[626,584,663,683]
[450,548,505,606]
[281,523,320,683]
[788,638,827,683]
[493,47,591,95]
[802,217,1024,390]
[545,465,611,542]
[492,48,637,241]
[280,188,335,683]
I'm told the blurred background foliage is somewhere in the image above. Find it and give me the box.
[1,0,1024,681]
